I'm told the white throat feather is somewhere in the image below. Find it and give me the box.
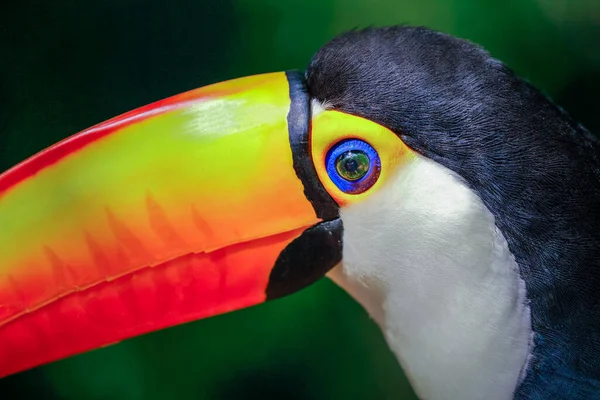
[329,154,533,400]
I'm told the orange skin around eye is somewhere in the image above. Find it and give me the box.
[310,110,415,207]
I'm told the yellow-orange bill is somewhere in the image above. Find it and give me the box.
[0,71,341,377]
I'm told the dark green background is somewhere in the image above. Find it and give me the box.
[0,1,598,399]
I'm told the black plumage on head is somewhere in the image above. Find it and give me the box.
[306,26,600,399]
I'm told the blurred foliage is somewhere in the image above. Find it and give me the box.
[0,0,598,399]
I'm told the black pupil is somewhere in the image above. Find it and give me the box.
[344,158,359,173]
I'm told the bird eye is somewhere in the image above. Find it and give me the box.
[325,139,381,194]
[336,150,369,181]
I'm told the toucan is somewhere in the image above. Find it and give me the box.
[0,26,599,399]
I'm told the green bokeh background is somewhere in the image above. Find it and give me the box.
[0,1,598,399]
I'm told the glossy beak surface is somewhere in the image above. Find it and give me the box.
[0,71,341,377]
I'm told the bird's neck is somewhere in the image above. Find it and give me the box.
[329,155,533,400]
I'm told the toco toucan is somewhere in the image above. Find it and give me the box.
[0,26,598,399]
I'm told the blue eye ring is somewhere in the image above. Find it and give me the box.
[325,139,381,194]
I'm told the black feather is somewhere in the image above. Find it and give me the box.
[305,26,600,399]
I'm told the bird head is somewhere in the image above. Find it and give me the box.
[1,26,598,399]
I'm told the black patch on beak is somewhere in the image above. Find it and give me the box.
[266,219,343,300]
[286,70,339,221]
[269,72,343,301]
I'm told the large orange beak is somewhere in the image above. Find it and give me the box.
[0,71,341,377]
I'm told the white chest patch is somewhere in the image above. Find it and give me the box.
[328,155,532,400]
